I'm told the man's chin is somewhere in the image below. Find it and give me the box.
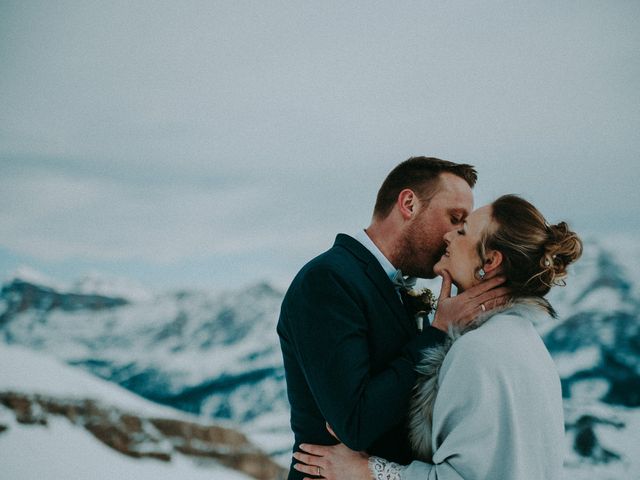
[412,267,438,279]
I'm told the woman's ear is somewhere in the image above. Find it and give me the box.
[483,249,503,274]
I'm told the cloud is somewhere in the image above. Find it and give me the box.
[0,1,638,284]
[0,166,274,262]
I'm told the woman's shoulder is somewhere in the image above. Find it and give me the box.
[470,302,550,339]
[445,304,551,369]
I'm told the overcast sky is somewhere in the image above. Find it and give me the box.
[1,1,639,291]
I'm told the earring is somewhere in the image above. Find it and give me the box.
[476,268,486,280]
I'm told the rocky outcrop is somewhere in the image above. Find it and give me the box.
[0,391,286,480]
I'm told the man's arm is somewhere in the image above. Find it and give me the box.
[287,266,446,451]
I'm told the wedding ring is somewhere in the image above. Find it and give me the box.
[480,303,486,312]
[317,466,321,476]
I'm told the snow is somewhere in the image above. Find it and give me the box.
[4,266,153,302]
[562,401,640,480]
[568,379,611,404]
[71,271,154,302]
[0,344,257,480]
[0,413,252,480]
[577,287,629,313]
[0,344,178,417]
[601,233,640,298]
[243,410,294,467]
[0,278,286,405]
[554,347,601,378]
[7,265,67,291]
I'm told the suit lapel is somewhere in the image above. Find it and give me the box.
[335,234,415,336]
[365,262,416,336]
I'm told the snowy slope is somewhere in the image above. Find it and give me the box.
[0,344,179,417]
[0,344,280,480]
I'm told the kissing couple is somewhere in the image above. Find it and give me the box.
[277,157,582,480]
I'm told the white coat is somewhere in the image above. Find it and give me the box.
[372,301,565,480]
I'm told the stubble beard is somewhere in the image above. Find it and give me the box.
[394,220,445,279]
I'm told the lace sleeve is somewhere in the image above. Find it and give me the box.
[368,456,407,480]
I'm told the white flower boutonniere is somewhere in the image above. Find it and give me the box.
[402,287,437,333]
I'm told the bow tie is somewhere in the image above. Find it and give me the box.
[391,269,417,290]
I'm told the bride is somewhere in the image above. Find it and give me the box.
[292,194,582,480]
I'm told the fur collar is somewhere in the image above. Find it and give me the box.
[408,296,553,461]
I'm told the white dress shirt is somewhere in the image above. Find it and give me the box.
[352,229,398,283]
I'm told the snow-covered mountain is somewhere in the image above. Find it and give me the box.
[0,271,293,464]
[1,234,639,478]
[0,344,285,480]
[0,276,288,420]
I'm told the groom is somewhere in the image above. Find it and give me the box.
[277,157,508,479]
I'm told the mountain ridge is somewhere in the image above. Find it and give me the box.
[1,236,639,478]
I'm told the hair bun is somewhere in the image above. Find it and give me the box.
[540,221,583,285]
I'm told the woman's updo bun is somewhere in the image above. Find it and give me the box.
[479,195,583,299]
[540,222,583,287]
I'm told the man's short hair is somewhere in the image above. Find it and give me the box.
[373,156,477,219]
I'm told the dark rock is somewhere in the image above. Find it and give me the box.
[0,392,47,425]
[571,415,622,463]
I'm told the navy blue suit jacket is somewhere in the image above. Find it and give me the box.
[277,234,446,479]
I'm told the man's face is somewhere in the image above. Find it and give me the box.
[396,173,474,278]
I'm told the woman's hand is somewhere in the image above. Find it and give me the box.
[293,424,371,480]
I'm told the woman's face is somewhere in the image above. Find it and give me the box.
[433,205,494,291]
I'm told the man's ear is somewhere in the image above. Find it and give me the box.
[397,189,416,220]
[484,249,503,274]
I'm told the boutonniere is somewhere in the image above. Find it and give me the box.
[402,287,437,333]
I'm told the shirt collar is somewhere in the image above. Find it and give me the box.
[353,229,397,283]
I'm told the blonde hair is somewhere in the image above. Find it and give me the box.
[479,195,583,299]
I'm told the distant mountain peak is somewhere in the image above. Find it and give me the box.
[244,281,282,298]
[2,267,153,303]
[6,266,66,291]
[70,271,153,302]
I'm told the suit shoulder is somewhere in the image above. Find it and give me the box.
[294,242,361,283]
[281,241,366,313]
[278,241,366,330]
